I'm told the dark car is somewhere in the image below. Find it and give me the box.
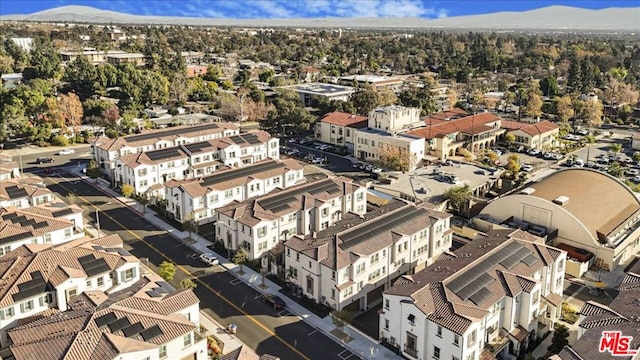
[263,294,286,310]
[37,157,54,164]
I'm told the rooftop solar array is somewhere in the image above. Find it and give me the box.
[447,242,538,305]
[95,312,117,328]
[183,141,212,154]
[125,123,219,143]
[140,324,164,341]
[13,271,47,302]
[200,161,282,187]
[52,208,74,218]
[155,281,175,292]
[0,232,35,245]
[340,206,425,247]
[257,180,341,212]
[5,186,28,199]
[1,213,18,221]
[122,322,144,337]
[146,290,162,298]
[108,317,131,333]
[78,254,111,277]
[146,148,183,161]
[228,133,262,146]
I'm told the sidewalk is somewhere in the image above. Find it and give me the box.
[65,165,399,360]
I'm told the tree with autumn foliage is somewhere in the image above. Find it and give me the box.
[101,103,120,127]
[378,145,417,172]
[57,93,84,139]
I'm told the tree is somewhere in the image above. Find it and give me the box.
[547,324,569,354]
[350,84,379,115]
[57,93,84,138]
[138,194,149,214]
[584,134,596,164]
[204,64,222,81]
[102,103,120,126]
[442,184,472,215]
[506,154,521,173]
[398,84,436,115]
[24,37,60,80]
[504,133,516,147]
[608,161,624,178]
[378,145,417,172]
[158,261,176,282]
[232,248,248,274]
[583,99,603,128]
[555,96,575,124]
[618,104,633,123]
[63,56,98,100]
[86,159,101,181]
[524,81,543,119]
[446,88,459,110]
[331,309,353,333]
[168,73,189,106]
[121,184,134,198]
[539,75,559,97]
[258,68,275,83]
[183,214,199,239]
[179,278,197,290]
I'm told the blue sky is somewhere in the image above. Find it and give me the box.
[1,0,638,18]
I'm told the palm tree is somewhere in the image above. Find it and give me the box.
[584,134,596,164]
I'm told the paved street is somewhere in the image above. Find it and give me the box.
[41,171,357,360]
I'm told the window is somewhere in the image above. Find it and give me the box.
[357,192,364,201]
[123,268,136,281]
[331,289,335,299]
[384,318,389,330]
[385,299,390,309]
[405,331,418,357]
[433,346,440,359]
[20,300,34,313]
[65,229,72,237]
[437,326,442,337]
[453,334,460,346]
[289,267,298,278]
[159,344,167,359]
[97,277,104,287]
[67,288,77,300]
[257,226,267,237]
[306,276,314,295]
[183,333,192,347]
[224,189,233,198]
[370,253,379,264]
[468,329,477,345]
[296,253,300,261]
[39,293,52,306]
[86,280,91,288]
[44,234,52,243]
[0,307,14,320]
[355,262,365,275]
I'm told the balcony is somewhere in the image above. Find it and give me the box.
[486,331,510,354]
[403,345,418,358]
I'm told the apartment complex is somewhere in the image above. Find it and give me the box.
[215,177,367,262]
[0,235,143,348]
[353,106,425,170]
[0,203,84,256]
[164,159,304,224]
[284,200,452,311]
[315,112,368,148]
[59,49,129,64]
[0,177,54,208]
[113,131,279,198]
[380,229,567,360]
[93,122,239,180]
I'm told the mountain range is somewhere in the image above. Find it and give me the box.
[1,5,639,31]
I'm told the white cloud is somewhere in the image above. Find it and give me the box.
[437,9,448,18]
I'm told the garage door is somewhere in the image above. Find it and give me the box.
[367,284,385,304]
[344,297,362,312]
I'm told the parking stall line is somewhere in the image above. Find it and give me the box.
[229,279,243,286]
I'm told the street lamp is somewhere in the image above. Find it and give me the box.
[95,202,112,238]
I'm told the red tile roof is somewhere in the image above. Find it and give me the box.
[514,120,559,136]
[320,112,368,128]
[408,112,500,139]
[500,120,528,130]
[426,108,469,121]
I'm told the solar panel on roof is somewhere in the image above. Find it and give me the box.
[499,247,531,270]
[0,232,33,245]
[11,215,27,224]
[156,281,175,292]
[243,134,262,145]
[341,206,424,247]
[125,123,219,142]
[469,287,492,305]
[13,276,47,302]
[200,161,283,187]
[146,148,183,161]
[31,222,48,230]
[229,135,246,144]
[183,141,211,153]
[140,325,163,341]
[52,208,74,217]
[270,204,291,213]
[78,255,111,277]
[122,322,144,337]
[95,313,117,328]
[2,213,18,220]
[154,286,169,294]
[5,186,28,199]
[19,219,37,227]
[522,254,539,267]
[258,179,339,211]
[108,317,131,333]
[146,290,162,298]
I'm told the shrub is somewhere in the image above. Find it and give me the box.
[50,135,69,146]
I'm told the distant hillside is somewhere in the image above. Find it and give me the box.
[1,5,639,31]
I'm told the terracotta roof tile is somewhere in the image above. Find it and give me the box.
[320,112,368,128]
[407,112,500,139]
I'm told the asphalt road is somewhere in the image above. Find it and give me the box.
[16,145,93,173]
[41,171,357,360]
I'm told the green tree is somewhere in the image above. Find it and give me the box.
[179,278,198,290]
[608,161,624,178]
[203,64,222,81]
[121,184,134,198]
[63,56,98,100]
[398,84,436,115]
[555,95,575,124]
[539,75,559,97]
[183,214,199,239]
[232,248,248,274]
[504,133,516,147]
[331,309,353,333]
[349,84,379,115]
[618,104,633,123]
[24,36,60,80]
[86,159,101,181]
[547,324,569,354]
[442,184,472,216]
[611,143,623,155]
[258,68,275,83]
[158,261,176,282]
[263,90,316,133]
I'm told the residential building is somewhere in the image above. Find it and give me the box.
[0,235,142,348]
[10,38,32,53]
[0,177,54,208]
[186,65,209,77]
[353,106,426,170]
[113,131,279,198]
[164,159,304,224]
[337,75,403,91]
[290,83,355,107]
[315,112,367,148]
[284,200,452,311]
[381,229,567,360]
[479,168,640,275]
[0,159,20,180]
[0,204,84,256]
[552,261,640,360]
[93,122,239,179]
[407,111,503,160]
[59,49,127,64]
[215,177,367,262]
[106,52,146,66]
[6,271,204,360]
[501,120,559,150]
[0,73,23,89]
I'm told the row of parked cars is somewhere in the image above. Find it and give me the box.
[352,162,383,174]
[281,146,327,164]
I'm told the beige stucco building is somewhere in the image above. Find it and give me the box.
[502,120,559,150]
[479,169,640,275]
[315,112,368,148]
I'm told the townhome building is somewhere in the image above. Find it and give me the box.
[0,204,84,256]
[552,261,640,359]
[501,120,559,150]
[215,177,367,262]
[315,112,368,149]
[353,106,426,170]
[93,122,239,179]
[5,269,204,360]
[380,229,567,360]
[112,131,278,198]
[165,159,304,224]
[0,177,54,209]
[284,200,452,312]
[0,235,142,348]
[0,159,20,181]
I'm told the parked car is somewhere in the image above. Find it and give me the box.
[627,169,639,176]
[199,253,219,266]
[315,144,330,151]
[263,293,286,310]
[521,164,534,172]
[36,157,54,164]
[58,148,75,155]
[527,149,541,156]
[311,157,326,164]
[299,138,313,145]
[371,167,383,174]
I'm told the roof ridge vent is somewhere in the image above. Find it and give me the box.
[553,196,570,206]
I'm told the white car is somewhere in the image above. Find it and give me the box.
[627,169,639,176]
[371,167,383,174]
[521,164,534,172]
[199,253,219,266]
[59,148,75,155]
[633,176,640,183]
